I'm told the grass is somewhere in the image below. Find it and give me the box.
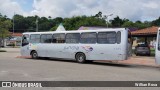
[150,48,155,56]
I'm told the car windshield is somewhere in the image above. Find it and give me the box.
[137,44,148,47]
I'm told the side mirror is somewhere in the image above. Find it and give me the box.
[23,37,27,39]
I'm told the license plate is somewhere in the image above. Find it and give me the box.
[142,52,146,54]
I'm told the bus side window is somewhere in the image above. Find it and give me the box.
[116,31,121,44]
[22,35,29,46]
[30,34,40,43]
[52,33,65,43]
[66,33,80,43]
[80,32,97,44]
[98,32,116,44]
[41,34,52,43]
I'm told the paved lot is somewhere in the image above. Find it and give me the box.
[0,48,160,90]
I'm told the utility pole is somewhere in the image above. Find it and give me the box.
[36,17,38,32]
[13,12,15,34]
[104,14,113,28]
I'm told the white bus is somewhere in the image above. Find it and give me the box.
[21,28,132,63]
[156,28,160,64]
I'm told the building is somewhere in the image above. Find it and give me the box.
[6,32,22,47]
[131,26,159,48]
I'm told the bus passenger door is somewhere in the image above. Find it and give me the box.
[21,34,30,56]
[156,29,160,64]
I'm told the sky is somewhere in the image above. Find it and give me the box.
[0,0,160,21]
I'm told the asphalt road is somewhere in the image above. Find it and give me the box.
[0,48,160,90]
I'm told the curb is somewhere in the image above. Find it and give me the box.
[16,56,31,58]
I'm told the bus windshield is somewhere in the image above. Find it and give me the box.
[22,34,29,46]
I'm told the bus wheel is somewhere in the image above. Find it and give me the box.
[76,53,86,63]
[31,51,38,59]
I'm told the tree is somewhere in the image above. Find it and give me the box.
[122,21,134,28]
[0,16,12,47]
[110,16,124,27]
[62,15,106,30]
[120,18,151,29]
[95,11,102,18]
[152,17,160,26]
[53,17,63,24]
[13,14,26,32]
[49,17,64,31]
[134,21,150,29]
[0,12,156,33]
[50,25,58,31]
[48,16,52,19]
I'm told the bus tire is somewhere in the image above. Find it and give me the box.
[76,53,86,63]
[31,51,38,59]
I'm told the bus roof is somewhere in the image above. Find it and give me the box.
[23,28,127,35]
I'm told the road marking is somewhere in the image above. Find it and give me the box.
[0,71,9,76]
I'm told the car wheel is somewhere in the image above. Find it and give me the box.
[76,53,86,63]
